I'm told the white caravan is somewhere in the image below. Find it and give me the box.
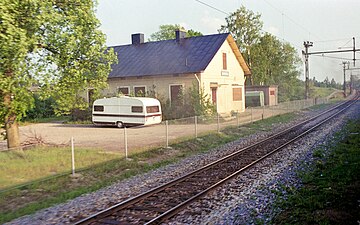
[92,96,162,128]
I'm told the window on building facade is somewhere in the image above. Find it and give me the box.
[134,86,146,97]
[170,85,183,104]
[118,87,129,95]
[233,88,242,101]
[222,53,227,70]
[270,90,275,95]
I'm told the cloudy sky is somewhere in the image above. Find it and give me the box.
[96,0,360,83]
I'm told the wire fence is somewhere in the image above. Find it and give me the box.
[0,97,331,190]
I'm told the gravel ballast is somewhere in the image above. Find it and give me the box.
[6,100,359,225]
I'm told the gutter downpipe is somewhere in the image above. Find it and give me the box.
[194,73,201,89]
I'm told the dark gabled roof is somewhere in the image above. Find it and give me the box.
[109,33,231,78]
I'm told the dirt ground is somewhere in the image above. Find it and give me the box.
[0,103,317,153]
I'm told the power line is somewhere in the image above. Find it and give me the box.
[194,0,229,15]
[312,54,354,61]
[338,38,353,49]
[193,0,303,50]
[313,36,360,43]
[261,0,323,41]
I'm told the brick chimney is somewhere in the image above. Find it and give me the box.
[131,33,144,45]
[175,29,186,42]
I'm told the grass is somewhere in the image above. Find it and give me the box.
[272,119,360,225]
[0,147,121,189]
[19,116,70,126]
[310,87,338,98]
[0,111,298,224]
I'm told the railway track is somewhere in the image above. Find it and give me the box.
[75,94,358,225]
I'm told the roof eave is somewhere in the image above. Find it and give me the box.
[226,35,251,75]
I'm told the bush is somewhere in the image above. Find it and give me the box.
[160,82,216,120]
[24,95,56,120]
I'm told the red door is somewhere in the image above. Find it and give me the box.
[211,88,217,104]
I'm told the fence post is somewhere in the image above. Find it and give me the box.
[250,107,253,123]
[124,126,128,159]
[262,105,265,120]
[166,120,170,148]
[236,113,239,127]
[71,137,75,176]
[217,113,220,133]
[195,116,198,139]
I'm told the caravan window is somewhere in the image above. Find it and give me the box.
[94,105,104,112]
[132,106,143,113]
[146,106,159,113]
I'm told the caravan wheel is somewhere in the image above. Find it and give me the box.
[116,121,123,128]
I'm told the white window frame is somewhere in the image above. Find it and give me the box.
[133,85,147,96]
[169,84,184,103]
[117,86,130,96]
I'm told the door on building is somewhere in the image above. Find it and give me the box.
[170,85,183,106]
[211,87,217,104]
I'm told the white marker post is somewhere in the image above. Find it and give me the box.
[166,120,169,148]
[71,137,75,176]
[124,126,128,159]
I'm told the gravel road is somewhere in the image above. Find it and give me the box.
[0,105,306,152]
[5,99,359,225]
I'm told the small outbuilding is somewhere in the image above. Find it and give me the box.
[245,85,278,106]
[245,91,264,107]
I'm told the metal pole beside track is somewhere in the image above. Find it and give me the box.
[166,121,169,148]
[250,107,253,123]
[195,116,198,139]
[237,113,239,127]
[71,137,75,176]
[124,126,128,159]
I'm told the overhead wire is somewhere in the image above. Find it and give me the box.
[261,0,324,41]
[193,0,303,50]
[194,0,229,15]
[312,54,354,61]
[194,0,357,66]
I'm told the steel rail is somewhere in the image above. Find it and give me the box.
[146,93,358,224]
[75,93,358,225]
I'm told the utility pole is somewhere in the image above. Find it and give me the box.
[303,41,313,99]
[353,37,356,67]
[342,61,349,97]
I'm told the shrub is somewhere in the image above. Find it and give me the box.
[24,94,56,120]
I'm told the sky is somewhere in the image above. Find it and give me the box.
[95,0,360,84]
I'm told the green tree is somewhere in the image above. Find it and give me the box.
[251,33,302,101]
[330,78,337,88]
[149,24,203,41]
[323,76,330,87]
[0,0,116,149]
[218,5,263,64]
[220,6,303,102]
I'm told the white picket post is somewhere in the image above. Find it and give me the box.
[166,120,169,148]
[124,126,128,159]
[71,137,75,176]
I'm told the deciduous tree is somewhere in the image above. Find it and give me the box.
[0,0,116,149]
[149,24,202,41]
[220,6,303,102]
[218,5,263,65]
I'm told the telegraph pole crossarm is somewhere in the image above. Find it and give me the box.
[307,48,360,55]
